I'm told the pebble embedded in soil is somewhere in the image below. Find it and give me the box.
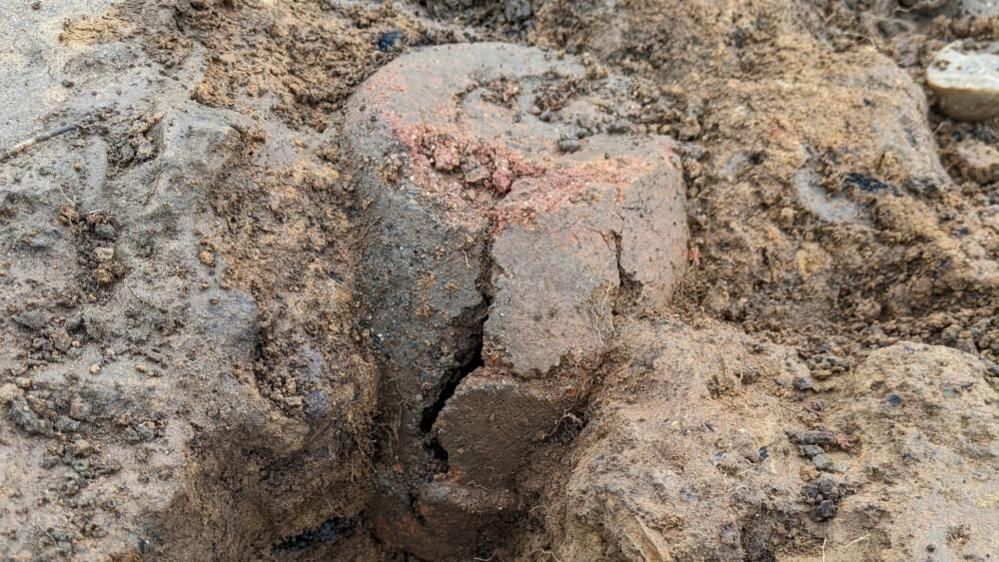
[0,383,21,404]
[811,453,833,471]
[926,41,999,122]
[54,416,79,434]
[813,499,837,520]
[198,249,216,267]
[556,137,581,152]
[504,0,532,22]
[802,444,824,457]
[376,30,401,52]
[72,439,94,457]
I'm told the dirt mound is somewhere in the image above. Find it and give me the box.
[0,0,996,560]
[530,0,998,361]
[515,323,998,560]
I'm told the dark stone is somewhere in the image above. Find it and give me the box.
[813,499,837,520]
[377,30,401,52]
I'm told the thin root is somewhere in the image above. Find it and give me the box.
[0,123,79,163]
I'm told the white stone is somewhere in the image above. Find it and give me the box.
[927,41,999,122]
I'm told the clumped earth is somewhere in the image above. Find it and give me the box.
[0,0,996,561]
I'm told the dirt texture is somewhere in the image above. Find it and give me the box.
[0,0,997,561]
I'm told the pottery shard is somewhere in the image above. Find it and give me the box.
[346,42,687,385]
[436,369,579,487]
[344,42,687,558]
[486,133,686,374]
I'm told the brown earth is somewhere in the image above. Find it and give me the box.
[0,0,997,561]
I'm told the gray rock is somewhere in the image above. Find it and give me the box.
[962,0,998,15]
[504,0,532,22]
[8,397,44,435]
[812,453,834,471]
[802,444,824,457]
[12,308,48,332]
[54,415,80,434]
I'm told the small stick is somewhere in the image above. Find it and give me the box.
[0,123,78,163]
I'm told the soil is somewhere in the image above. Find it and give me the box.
[0,0,997,561]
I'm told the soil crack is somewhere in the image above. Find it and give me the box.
[418,236,495,465]
[420,338,484,463]
[611,229,640,316]
[270,517,357,554]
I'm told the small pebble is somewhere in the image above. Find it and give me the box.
[504,0,532,23]
[814,499,837,520]
[779,207,795,226]
[88,363,101,375]
[802,444,824,457]
[0,383,21,405]
[557,137,581,153]
[198,249,216,267]
[135,422,155,441]
[72,439,94,457]
[94,223,116,240]
[95,246,115,262]
[954,139,999,184]
[812,453,834,471]
[377,30,401,52]
[55,416,80,434]
[607,119,630,134]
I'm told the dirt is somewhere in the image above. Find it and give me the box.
[0,0,997,561]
